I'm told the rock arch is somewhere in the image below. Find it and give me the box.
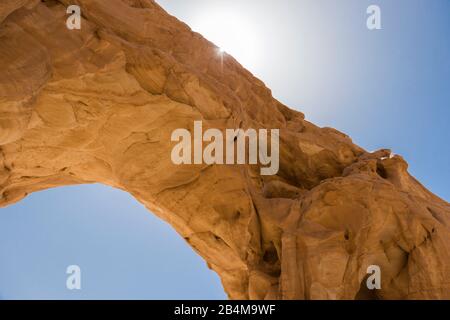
[1,0,449,299]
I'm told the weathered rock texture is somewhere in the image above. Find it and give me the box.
[1,0,449,300]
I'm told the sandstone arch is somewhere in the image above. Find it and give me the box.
[1,0,449,299]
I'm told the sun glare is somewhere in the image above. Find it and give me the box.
[191,9,261,72]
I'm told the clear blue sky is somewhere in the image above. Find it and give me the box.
[0,0,448,299]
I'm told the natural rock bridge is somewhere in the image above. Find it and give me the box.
[1,0,449,299]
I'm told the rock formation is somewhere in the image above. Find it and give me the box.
[1,0,449,299]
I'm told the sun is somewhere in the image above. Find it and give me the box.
[190,8,261,72]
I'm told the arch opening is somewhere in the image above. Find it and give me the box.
[0,184,226,299]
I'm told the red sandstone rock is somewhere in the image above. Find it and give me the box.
[0,0,449,299]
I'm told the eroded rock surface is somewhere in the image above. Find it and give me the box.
[1,0,449,299]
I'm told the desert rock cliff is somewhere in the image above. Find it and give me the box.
[1,0,449,299]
